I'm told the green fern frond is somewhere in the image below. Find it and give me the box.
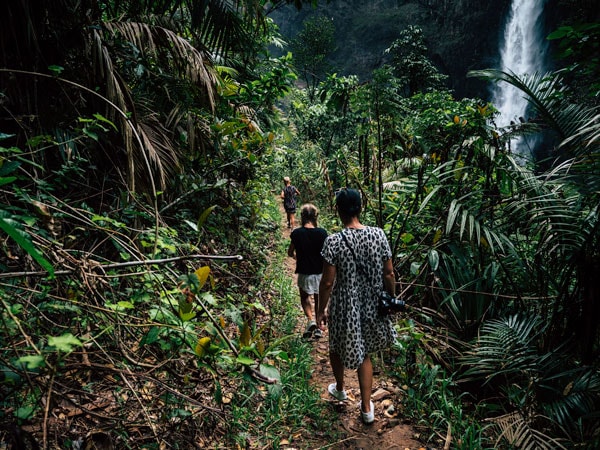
[488,411,568,450]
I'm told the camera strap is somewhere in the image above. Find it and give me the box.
[340,230,369,279]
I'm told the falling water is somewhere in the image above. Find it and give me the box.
[493,0,548,155]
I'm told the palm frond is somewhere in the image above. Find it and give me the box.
[417,161,514,255]
[503,156,589,257]
[488,411,568,450]
[165,104,212,159]
[461,314,543,382]
[540,367,600,437]
[104,22,217,110]
[468,69,596,145]
[189,0,266,58]
[433,248,499,335]
[565,113,600,151]
[137,115,180,191]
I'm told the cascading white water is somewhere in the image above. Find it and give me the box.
[493,0,548,154]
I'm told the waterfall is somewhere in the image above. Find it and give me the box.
[493,0,548,155]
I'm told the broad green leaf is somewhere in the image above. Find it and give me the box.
[410,262,421,276]
[401,232,414,244]
[92,113,118,131]
[200,292,217,306]
[82,128,98,141]
[178,296,193,314]
[0,212,54,275]
[0,160,21,176]
[140,327,160,346]
[16,406,35,420]
[259,363,281,383]
[18,355,45,369]
[235,355,255,366]
[0,176,16,187]
[179,310,196,321]
[260,363,282,396]
[48,333,83,353]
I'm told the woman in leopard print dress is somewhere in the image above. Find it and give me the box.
[317,188,396,424]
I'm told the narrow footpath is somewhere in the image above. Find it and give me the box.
[279,204,430,450]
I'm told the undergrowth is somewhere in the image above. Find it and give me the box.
[223,226,338,449]
[0,178,336,448]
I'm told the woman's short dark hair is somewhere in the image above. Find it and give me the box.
[335,188,361,216]
[300,203,319,225]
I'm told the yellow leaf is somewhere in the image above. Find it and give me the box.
[219,316,226,328]
[194,266,211,289]
[195,337,211,357]
[197,206,217,229]
[453,115,460,124]
[433,229,443,244]
[240,321,251,347]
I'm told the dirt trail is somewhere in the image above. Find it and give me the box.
[279,204,429,450]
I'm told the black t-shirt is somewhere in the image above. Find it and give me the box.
[283,185,297,211]
[290,227,328,275]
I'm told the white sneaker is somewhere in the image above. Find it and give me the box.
[313,328,323,338]
[361,400,375,424]
[328,383,348,401]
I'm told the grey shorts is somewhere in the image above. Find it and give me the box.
[297,273,322,295]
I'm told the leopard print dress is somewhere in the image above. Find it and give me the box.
[321,226,397,369]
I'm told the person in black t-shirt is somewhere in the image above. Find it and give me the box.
[288,204,328,338]
[281,176,300,228]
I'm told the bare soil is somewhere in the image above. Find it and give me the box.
[280,207,432,450]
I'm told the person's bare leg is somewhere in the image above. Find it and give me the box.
[289,212,296,228]
[300,290,312,321]
[357,355,373,413]
[330,351,345,392]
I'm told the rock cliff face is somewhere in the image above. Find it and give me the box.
[269,0,590,99]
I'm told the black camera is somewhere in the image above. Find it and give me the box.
[378,291,406,315]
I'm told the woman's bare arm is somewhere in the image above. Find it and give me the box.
[383,258,395,296]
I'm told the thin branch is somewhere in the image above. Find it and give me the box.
[0,254,243,279]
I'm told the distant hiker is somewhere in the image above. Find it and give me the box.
[288,204,328,339]
[281,176,300,228]
[316,188,396,425]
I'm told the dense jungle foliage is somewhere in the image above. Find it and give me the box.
[1,1,599,449]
